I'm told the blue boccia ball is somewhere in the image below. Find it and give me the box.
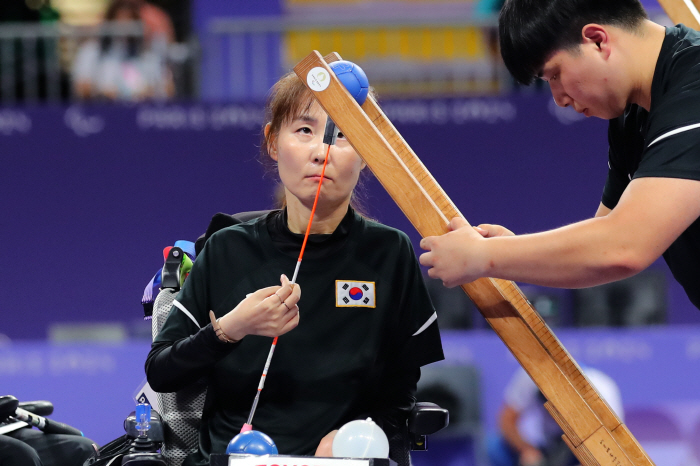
[226,430,278,456]
[329,60,369,105]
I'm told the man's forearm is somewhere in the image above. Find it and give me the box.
[481,216,649,288]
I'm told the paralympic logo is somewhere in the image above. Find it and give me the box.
[64,106,105,137]
[0,110,31,135]
[307,67,331,92]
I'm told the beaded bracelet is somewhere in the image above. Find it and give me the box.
[208,310,239,344]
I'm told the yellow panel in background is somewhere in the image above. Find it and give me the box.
[420,28,431,61]
[399,28,411,58]
[330,30,342,55]
[341,30,357,58]
[287,0,360,3]
[464,27,485,58]
[385,29,401,57]
[287,31,307,63]
[449,27,486,59]
[287,31,299,62]
[377,29,389,57]
[443,28,455,59]
[451,28,468,58]
[286,26,488,61]
[362,29,380,59]
[287,0,472,3]
[309,30,323,55]
[354,30,367,59]
[429,28,450,61]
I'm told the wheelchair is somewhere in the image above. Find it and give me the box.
[0,396,97,466]
[146,211,450,466]
[0,396,81,436]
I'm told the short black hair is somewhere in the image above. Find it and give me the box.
[499,0,648,85]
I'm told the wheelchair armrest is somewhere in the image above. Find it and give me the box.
[1,397,53,418]
[18,400,53,417]
[408,402,449,436]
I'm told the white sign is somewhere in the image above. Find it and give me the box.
[64,106,105,137]
[133,379,161,413]
[307,67,331,92]
[229,456,370,466]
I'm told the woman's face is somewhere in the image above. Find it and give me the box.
[269,102,366,211]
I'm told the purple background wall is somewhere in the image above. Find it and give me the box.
[194,0,283,101]
[193,0,282,35]
[2,95,699,341]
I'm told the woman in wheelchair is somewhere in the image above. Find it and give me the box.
[145,71,444,466]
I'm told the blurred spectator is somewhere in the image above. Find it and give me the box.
[487,367,624,466]
[71,0,174,101]
[139,0,175,44]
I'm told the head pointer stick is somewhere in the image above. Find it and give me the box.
[241,67,366,432]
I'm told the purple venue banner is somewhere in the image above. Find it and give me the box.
[2,95,699,341]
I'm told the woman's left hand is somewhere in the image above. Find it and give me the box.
[314,430,338,457]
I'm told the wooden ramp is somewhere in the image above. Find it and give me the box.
[293,51,655,465]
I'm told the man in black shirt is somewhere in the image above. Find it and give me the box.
[420,0,700,310]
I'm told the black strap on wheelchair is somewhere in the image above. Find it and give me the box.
[195,210,271,255]
[82,434,133,466]
[161,247,184,291]
[18,400,53,417]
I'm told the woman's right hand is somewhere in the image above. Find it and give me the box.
[218,274,301,341]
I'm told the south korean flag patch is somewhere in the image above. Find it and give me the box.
[336,280,376,308]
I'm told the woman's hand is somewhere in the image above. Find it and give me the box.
[218,274,301,341]
[314,430,338,457]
